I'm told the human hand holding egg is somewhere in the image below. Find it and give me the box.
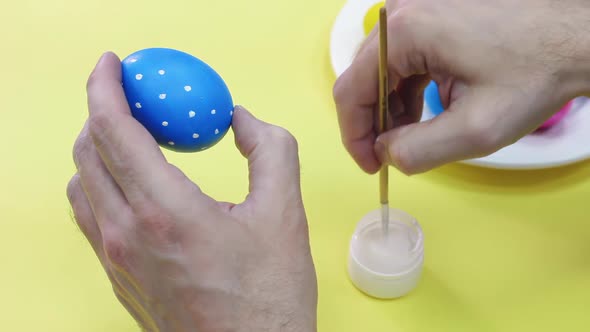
[333,0,590,175]
[67,52,317,331]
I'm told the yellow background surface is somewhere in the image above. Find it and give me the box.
[1,0,589,330]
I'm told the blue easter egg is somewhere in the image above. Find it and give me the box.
[121,48,234,152]
[424,81,444,116]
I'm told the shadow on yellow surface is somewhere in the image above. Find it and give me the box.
[430,160,590,192]
[347,266,496,331]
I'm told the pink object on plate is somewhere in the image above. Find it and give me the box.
[537,101,573,130]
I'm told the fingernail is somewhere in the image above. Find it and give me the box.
[230,106,249,128]
[233,105,256,120]
[375,139,391,165]
[96,52,108,66]
[96,51,114,68]
[234,105,249,113]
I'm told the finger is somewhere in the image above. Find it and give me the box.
[85,52,180,207]
[67,174,152,327]
[374,88,519,174]
[231,106,302,208]
[333,15,402,174]
[67,173,104,256]
[67,175,142,318]
[356,24,377,60]
[73,120,131,227]
[66,174,128,292]
[66,173,158,332]
[333,34,381,174]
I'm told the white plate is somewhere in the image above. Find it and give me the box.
[330,0,590,170]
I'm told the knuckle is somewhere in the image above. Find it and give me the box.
[388,8,427,77]
[341,137,357,160]
[103,233,131,269]
[73,131,93,167]
[134,205,179,244]
[66,176,92,234]
[87,112,111,141]
[332,76,346,105]
[267,126,298,151]
[388,7,414,35]
[75,214,94,239]
[66,174,81,203]
[332,69,358,108]
[86,69,100,92]
[465,117,502,155]
[388,142,415,175]
[87,112,129,164]
[167,163,190,183]
[114,164,138,189]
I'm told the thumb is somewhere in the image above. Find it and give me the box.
[375,88,523,174]
[231,106,302,206]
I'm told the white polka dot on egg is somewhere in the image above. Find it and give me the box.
[211,109,216,115]
[193,133,200,139]
[158,69,166,75]
[184,86,192,92]
[215,129,219,135]
[162,121,169,127]
[159,94,167,100]
[136,74,143,80]
[189,111,196,118]
[168,141,175,146]
[135,102,142,109]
